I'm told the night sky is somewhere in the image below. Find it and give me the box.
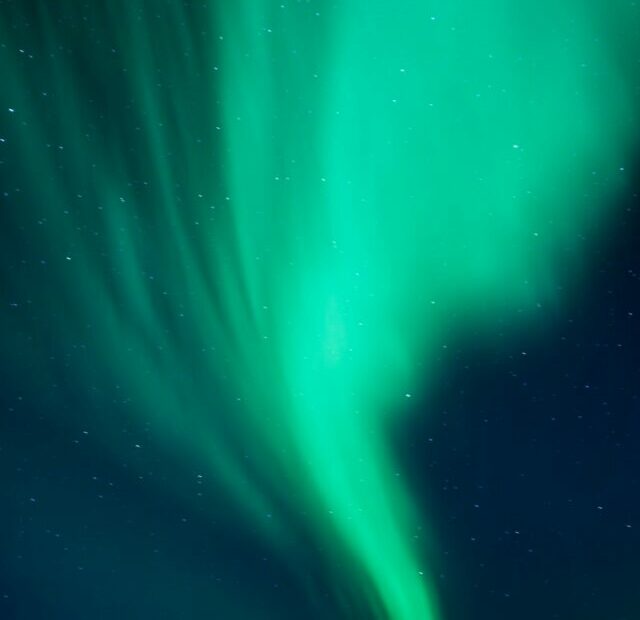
[1,2,639,619]
[402,195,640,620]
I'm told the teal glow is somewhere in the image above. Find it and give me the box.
[1,1,638,618]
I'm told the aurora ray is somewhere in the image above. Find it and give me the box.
[1,1,638,618]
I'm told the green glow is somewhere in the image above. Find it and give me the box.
[1,1,638,618]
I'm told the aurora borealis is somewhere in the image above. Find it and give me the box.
[1,1,640,619]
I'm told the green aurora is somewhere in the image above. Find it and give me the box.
[1,1,639,618]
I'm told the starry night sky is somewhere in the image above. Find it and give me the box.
[401,191,640,619]
[1,2,639,619]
